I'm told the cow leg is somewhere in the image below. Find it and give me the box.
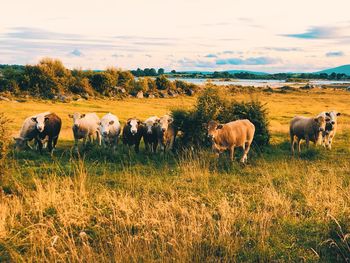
[36,138,43,154]
[297,138,302,153]
[53,136,58,149]
[327,134,334,150]
[96,131,102,146]
[229,146,235,161]
[47,137,53,153]
[145,142,150,152]
[290,134,295,155]
[241,142,251,163]
[153,141,158,153]
[135,140,140,153]
[305,136,310,149]
[74,137,79,152]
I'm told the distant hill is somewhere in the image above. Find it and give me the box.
[316,65,350,75]
[225,70,267,76]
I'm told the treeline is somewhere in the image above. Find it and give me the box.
[172,71,350,80]
[130,68,165,77]
[0,59,198,99]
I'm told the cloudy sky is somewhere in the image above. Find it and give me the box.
[1,0,350,72]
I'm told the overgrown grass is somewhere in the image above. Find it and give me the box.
[1,88,350,261]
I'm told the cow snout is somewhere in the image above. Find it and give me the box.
[131,129,137,135]
[319,127,325,132]
[208,134,214,140]
[162,128,166,132]
[103,131,108,136]
[73,124,79,130]
[147,130,152,134]
[37,126,44,132]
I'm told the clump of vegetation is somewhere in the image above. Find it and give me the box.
[172,86,270,149]
[0,58,198,99]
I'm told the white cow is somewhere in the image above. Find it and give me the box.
[14,112,50,150]
[318,111,341,149]
[68,112,101,151]
[99,113,121,151]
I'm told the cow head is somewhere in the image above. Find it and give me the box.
[325,111,341,131]
[207,120,223,141]
[158,115,173,134]
[144,116,160,134]
[31,114,49,133]
[127,118,141,135]
[68,113,86,129]
[100,118,115,137]
[13,137,28,150]
[314,115,327,132]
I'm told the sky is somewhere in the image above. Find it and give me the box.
[1,0,350,73]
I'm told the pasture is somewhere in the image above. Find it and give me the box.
[1,87,350,261]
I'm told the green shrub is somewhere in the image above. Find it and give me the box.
[156,75,174,90]
[131,77,149,95]
[172,86,270,150]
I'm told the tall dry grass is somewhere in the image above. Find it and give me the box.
[0,153,349,262]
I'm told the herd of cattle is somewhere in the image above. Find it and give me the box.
[13,110,341,162]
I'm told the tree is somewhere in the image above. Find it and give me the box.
[158,68,165,75]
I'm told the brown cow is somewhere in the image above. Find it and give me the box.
[156,115,177,153]
[206,119,255,163]
[32,113,62,154]
[290,115,327,154]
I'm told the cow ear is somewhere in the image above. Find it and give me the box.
[68,114,73,118]
[337,112,341,116]
[80,114,86,119]
[216,124,223,129]
[168,117,174,123]
[127,118,131,124]
[109,120,114,125]
[45,117,49,122]
[31,117,37,123]
[325,112,331,117]
[13,137,18,141]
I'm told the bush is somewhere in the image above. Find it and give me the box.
[156,75,174,90]
[174,80,199,94]
[172,86,270,150]
[131,78,149,95]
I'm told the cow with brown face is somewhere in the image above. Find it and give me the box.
[206,119,255,163]
[32,113,62,154]
[14,112,51,151]
[122,118,144,153]
[290,115,327,154]
[156,115,177,153]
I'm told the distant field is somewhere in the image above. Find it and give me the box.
[1,87,350,261]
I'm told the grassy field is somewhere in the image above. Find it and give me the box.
[1,87,350,262]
